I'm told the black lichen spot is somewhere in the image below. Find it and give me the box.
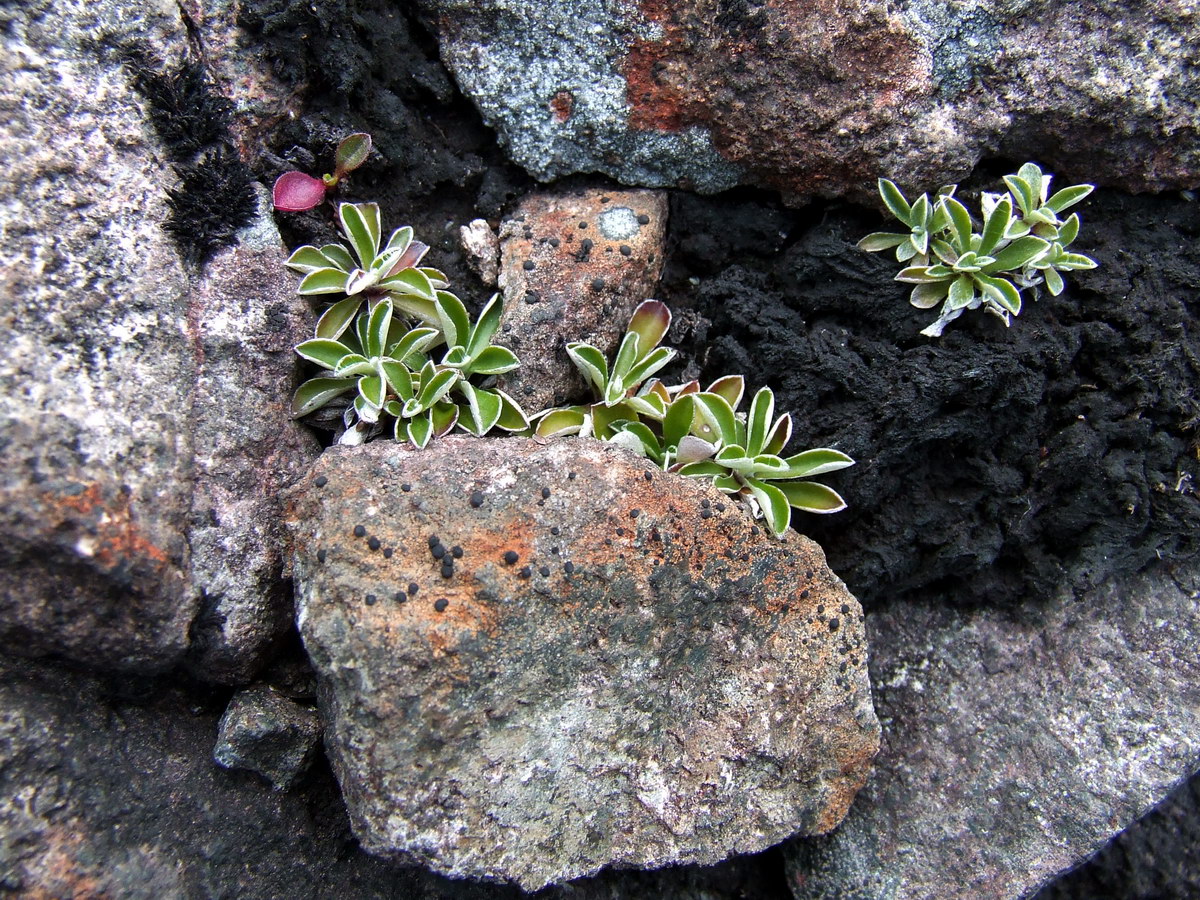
[637,214,650,225]
[314,475,328,488]
[383,548,394,559]
[394,591,407,603]
[434,598,449,612]
[629,509,640,519]
[564,561,575,575]
[368,537,381,551]
[401,483,412,492]
[549,237,560,247]
[519,566,532,578]
[354,525,367,538]
[525,292,541,305]
[365,594,377,605]
[579,221,588,229]
[541,486,551,499]
[441,562,454,578]
[451,545,464,559]
[317,549,327,564]
[817,604,824,614]
[523,260,536,271]
[165,148,257,266]
[701,499,711,509]
[539,566,551,577]
[751,526,761,536]
[470,491,485,508]
[643,471,653,482]
[431,544,446,560]
[701,509,713,520]
[121,47,232,162]
[590,277,605,291]
[503,550,519,565]
[829,618,840,631]
[716,504,726,513]
[550,526,560,536]
[616,528,626,537]
[408,582,419,596]
[428,535,441,548]
[568,472,577,480]
[620,245,632,256]
[841,603,851,615]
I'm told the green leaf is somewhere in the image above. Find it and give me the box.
[389,295,440,330]
[625,391,667,420]
[338,203,380,268]
[406,412,433,449]
[434,291,471,349]
[777,481,848,514]
[1058,252,1097,270]
[677,460,727,478]
[457,382,503,436]
[1058,213,1080,246]
[286,245,332,274]
[942,196,973,249]
[469,345,520,376]
[431,402,459,437]
[987,235,1050,271]
[384,226,413,255]
[334,133,372,175]
[675,435,717,465]
[416,368,458,409]
[620,346,677,395]
[609,421,662,461]
[1044,267,1065,295]
[745,478,791,536]
[494,390,530,432]
[751,453,789,475]
[857,232,908,252]
[365,298,393,358]
[976,273,1022,314]
[878,179,912,223]
[910,282,949,309]
[315,297,362,340]
[896,266,945,284]
[947,275,976,310]
[333,353,373,377]
[1003,175,1036,215]
[358,374,385,410]
[467,293,505,357]
[712,474,741,493]
[762,413,792,456]
[1045,183,1093,213]
[707,375,745,409]
[692,392,739,446]
[978,196,1012,256]
[380,268,437,303]
[663,394,695,449]
[380,360,413,400]
[295,338,352,369]
[608,331,641,396]
[298,268,350,296]
[536,407,587,438]
[292,377,355,417]
[319,244,356,271]
[1018,162,1047,201]
[567,343,609,396]
[745,387,776,457]
[626,300,671,356]
[386,326,440,365]
[780,448,855,478]
[440,345,470,369]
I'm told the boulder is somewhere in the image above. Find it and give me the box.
[214,684,323,790]
[418,0,1200,200]
[784,563,1200,900]
[288,437,879,890]
[495,188,668,412]
[0,1,318,677]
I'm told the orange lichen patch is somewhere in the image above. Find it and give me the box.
[23,825,109,900]
[549,90,574,122]
[39,482,170,571]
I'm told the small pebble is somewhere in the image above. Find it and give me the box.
[541,486,551,499]
[469,491,484,508]
[408,582,419,596]
[365,594,377,605]
[314,475,328,488]
[434,599,449,612]
[368,537,381,551]
[452,545,464,559]
[354,525,366,538]
[503,550,519,565]
[401,483,412,492]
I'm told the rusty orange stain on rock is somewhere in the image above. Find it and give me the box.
[549,90,574,122]
[42,482,170,570]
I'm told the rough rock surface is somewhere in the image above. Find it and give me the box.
[214,684,322,790]
[419,0,1200,199]
[289,438,879,891]
[783,562,1200,900]
[495,188,668,412]
[0,2,317,676]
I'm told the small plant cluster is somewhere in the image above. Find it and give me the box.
[535,301,853,536]
[288,202,529,446]
[273,133,372,212]
[859,162,1097,337]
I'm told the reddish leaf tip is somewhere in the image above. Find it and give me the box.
[273,172,327,212]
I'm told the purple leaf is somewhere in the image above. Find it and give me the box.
[273,172,326,212]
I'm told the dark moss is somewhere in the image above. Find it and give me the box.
[164,149,258,267]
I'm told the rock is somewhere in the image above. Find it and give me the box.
[495,188,668,411]
[0,4,318,676]
[214,684,322,790]
[419,0,1200,200]
[288,437,879,891]
[783,563,1200,900]
[459,218,500,287]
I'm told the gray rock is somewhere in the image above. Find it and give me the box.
[0,3,318,677]
[418,0,1200,200]
[783,563,1200,900]
[289,438,879,891]
[214,684,322,790]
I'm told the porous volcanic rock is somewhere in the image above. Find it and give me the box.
[495,188,668,412]
[288,437,879,891]
[784,562,1200,900]
[0,2,317,676]
[418,0,1200,199]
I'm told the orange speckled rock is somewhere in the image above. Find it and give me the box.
[495,188,668,412]
[288,437,879,891]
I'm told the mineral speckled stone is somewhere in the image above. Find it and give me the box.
[784,563,1200,900]
[421,0,1200,200]
[288,438,879,891]
[213,685,322,791]
[493,188,668,411]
